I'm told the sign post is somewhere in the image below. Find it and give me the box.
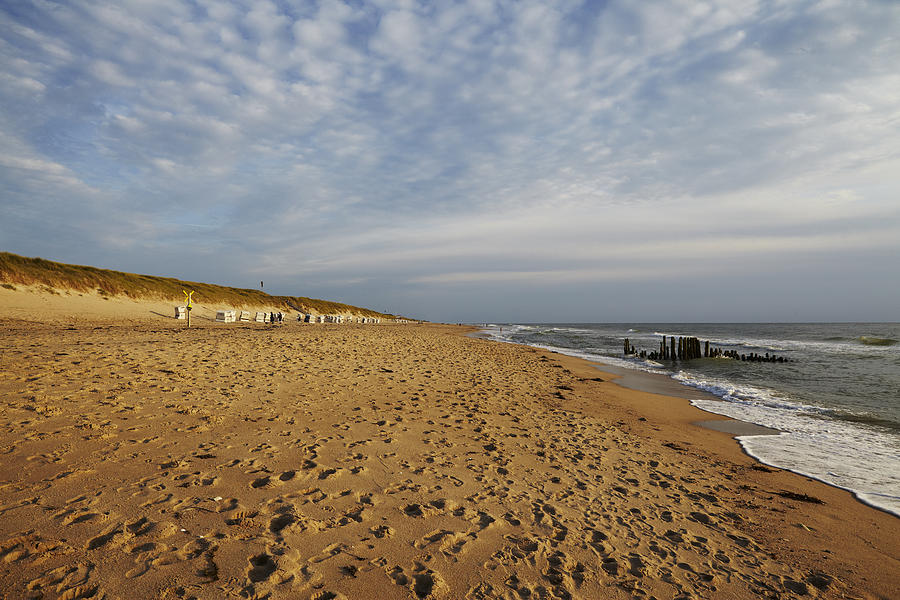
[183,290,194,328]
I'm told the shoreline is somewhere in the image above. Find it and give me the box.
[471,326,784,436]
[572,359,900,517]
[469,336,900,592]
[574,363,782,437]
[470,328,785,437]
[1,298,898,598]
[472,327,897,517]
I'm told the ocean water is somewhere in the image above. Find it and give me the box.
[481,323,900,516]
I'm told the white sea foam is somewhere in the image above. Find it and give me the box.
[675,372,900,516]
[735,431,900,516]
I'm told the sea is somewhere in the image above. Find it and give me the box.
[480,323,900,516]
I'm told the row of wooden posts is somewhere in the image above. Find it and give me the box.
[623,336,790,363]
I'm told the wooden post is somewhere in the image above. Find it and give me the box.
[182,290,194,328]
[670,337,676,361]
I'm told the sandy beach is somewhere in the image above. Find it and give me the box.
[1,290,897,599]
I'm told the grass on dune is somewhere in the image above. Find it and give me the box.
[0,252,391,317]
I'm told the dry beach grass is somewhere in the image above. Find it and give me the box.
[0,252,390,320]
[0,289,897,599]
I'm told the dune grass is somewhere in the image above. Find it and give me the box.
[0,252,392,317]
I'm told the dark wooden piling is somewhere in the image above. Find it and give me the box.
[627,334,789,364]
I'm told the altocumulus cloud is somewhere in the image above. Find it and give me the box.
[1,0,899,321]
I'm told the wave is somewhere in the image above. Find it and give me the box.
[672,372,797,409]
[687,387,900,517]
[733,429,900,517]
[858,336,897,347]
[672,371,900,434]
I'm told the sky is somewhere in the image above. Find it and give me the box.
[1,0,899,323]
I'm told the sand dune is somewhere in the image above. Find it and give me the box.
[0,293,897,599]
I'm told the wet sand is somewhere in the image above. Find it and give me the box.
[591,364,781,436]
[0,290,897,599]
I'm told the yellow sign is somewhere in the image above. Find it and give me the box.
[183,290,194,308]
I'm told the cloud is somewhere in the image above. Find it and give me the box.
[1,0,899,320]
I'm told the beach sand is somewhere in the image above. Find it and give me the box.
[1,288,897,599]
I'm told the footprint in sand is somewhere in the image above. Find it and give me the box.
[370,525,393,539]
[627,553,646,577]
[601,556,619,575]
[387,563,447,599]
[85,523,123,550]
[27,562,95,597]
[250,475,272,488]
[57,584,100,600]
[128,541,157,554]
[269,513,296,533]
[310,593,348,600]
[248,552,277,582]
[414,529,453,549]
